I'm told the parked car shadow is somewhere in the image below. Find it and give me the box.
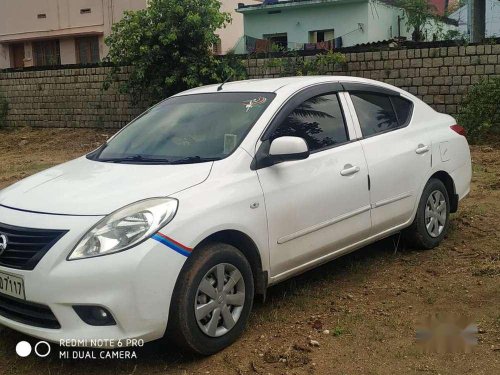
[0,234,408,371]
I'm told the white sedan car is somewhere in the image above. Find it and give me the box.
[0,77,471,354]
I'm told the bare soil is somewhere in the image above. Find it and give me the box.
[0,128,499,375]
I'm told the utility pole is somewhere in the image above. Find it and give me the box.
[469,0,486,42]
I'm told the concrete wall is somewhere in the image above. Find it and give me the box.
[246,43,500,117]
[0,43,499,128]
[0,66,143,128]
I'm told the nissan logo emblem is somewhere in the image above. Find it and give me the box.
[0,234,8,255]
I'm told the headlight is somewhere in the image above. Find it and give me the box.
[68,198,178,260]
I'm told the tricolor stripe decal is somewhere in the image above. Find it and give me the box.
[152,232,192,257]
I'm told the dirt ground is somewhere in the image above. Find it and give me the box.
[0,127,498,375]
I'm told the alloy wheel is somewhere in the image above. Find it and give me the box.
[424,190,447,238]
[194,263,246,337]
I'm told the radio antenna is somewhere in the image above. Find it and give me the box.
[217,74,233,91]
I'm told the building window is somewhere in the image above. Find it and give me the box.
[76,36,100,64]
[33,40,61,66]
[309,29,334,43]
[10,43,25,68]
[263,33,288,50]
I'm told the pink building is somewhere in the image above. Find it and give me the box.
[429,0,461,15]
[0,0,253,69]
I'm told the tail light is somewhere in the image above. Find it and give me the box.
[450,124,466,137]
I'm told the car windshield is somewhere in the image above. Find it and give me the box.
[89,92,275,164]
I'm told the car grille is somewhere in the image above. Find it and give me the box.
[0,293,60,329]
[0,223,67,270]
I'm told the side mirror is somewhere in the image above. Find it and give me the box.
[269,136,310,162]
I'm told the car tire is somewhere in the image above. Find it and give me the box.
[404,178,451,250]
[166,242,254,355]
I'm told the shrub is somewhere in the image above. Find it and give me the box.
[457,77,500,143]
[259,50,347,77]
[0,92,8,128]
[104,0,246,105]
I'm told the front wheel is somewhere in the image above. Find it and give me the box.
[166,242,254,355]
[404,178,451,249]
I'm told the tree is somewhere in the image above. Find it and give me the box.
[104,0,246,105]
[396,0,438,41]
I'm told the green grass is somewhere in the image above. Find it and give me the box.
[331,326,345,337]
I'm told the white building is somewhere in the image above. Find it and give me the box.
[449,0,500,39]
[235,0,458,53]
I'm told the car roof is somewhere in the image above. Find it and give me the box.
[173,76,413,99]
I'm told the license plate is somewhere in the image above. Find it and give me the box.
[0,271,25,300]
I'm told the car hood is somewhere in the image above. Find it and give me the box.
[0,157,213,216]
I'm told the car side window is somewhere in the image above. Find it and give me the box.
[350,93,399,137]
[270,93,348,152]
[391,96,413,126]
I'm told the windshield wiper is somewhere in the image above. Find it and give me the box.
[99,155,171,164]
[168,156,220,165]
[98,155,220,164]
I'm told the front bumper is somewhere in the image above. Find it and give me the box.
[0,205,187,347]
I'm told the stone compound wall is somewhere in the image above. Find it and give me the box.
[0,66,142,128]
[245,43,500,117]
[0,43,499,128]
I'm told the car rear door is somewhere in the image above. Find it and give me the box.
[344,83,432,235]
[255,84,371,278]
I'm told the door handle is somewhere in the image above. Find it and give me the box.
[416,144,430,154]
[340,164,360,176]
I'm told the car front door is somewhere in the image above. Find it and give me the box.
[255,85,371,279]
[345,85,432,234]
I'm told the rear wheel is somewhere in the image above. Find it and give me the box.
[404,178,450,249]
[167,242,254,355]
